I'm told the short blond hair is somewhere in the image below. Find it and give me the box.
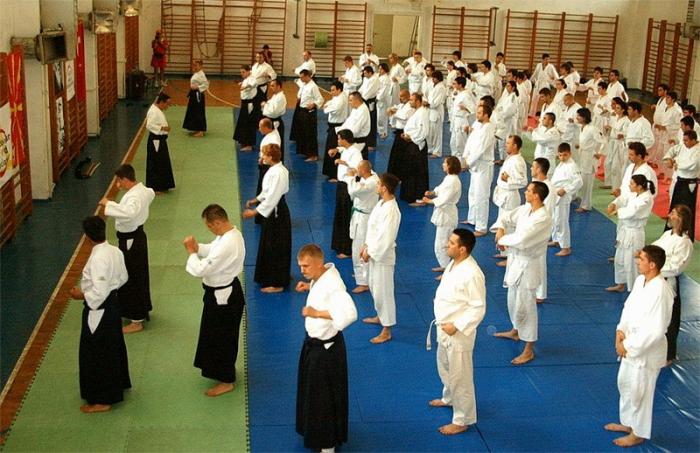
[297,244,324,260]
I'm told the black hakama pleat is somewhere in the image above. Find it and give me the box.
[194,278,245,383]
[233,99,260,147]
[182,89,207,131]
[400,142,429,203]
[290,100,302,145]
[79,290,131,405]
[254,197,292,288]
[116,226,152,321]
[296,108,318,158]
[296,332,349,450]
[366,97,377,148]
[666,276,682,360]
[331,182,352,255]
[665,177,697,241]
[387,129,406,181]
[322,122,341,179]
[354,137,369,160]
[146,133,175,192]
[265,116,286,161]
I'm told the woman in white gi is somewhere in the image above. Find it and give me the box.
[294,244,358,452]
[182,59,209,137]
[575,107,605,213]
[606,174,655,292]
[427,229,486,435]
[69,216,130,413]
[184,204,246,397]
[550,143,583,257]
[422,156,462,274]
[606,245,673,447]
[361,173,401,344]
[493,182,552,365]
[652,204,694,364]
[243,144,291,293]
[493,81,519,163]
[604,98,630,193]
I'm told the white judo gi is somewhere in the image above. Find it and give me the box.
[464,122,496,233]
[427,83,448,156]
[494,204,552,342]
[450,89,476,158]
[612,190,654,290]
[551,160,583,249]
[432,255,486,426]
[532,125,561,178]
[606,114,630,191]
[346,172,379,286]
[365,197,401,326]
[534,178,555,301]
[493,92,519,161]
[616,274,673,439]
[430,174,462,268]
[577,123,606,210]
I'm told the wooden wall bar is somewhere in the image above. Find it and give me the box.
[430,6,493,63]
[97,32,118,120]
[642,19,695,99]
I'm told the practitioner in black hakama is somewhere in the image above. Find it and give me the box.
[295,70,325,162]
[294,244,358,452]
[69,216,131,413]
[329,130,363,259]
[243,144,292,293]
[145,93,175,193]
[233,65,260,152]
[261,78,287,160]
[184,204,246,397]
[664,130,698,240]
[100,164,156,334]
[182,59,209,137]
[322,81,348,180]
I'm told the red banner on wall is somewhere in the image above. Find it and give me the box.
[5,49,26,166]
[75,20,86,102]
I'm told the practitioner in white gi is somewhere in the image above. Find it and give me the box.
[663,130,700,236]
[182,59,209,137]
[614,142,658,200]
[376,63,392,139]
[576,66,603,109]
[450,76,475,159]
[345,160,379,294]
[493,182,552,364]
[605,97,630,192]
[100,164,155,333]
[474,60,495,100]
[337,92,371,159]
[493,81,519,163]
[388,53,407,106]
[654,92,683,181]
[516,71,532,130]
[531,158,555,303]
[625,102,655,150]
[184,204,246,397]
[492,135,528,232]
[361,173,401,344]
[550,143,583,257]
[558,93,583,160]
[463,104,496,236]
[422,156,462,274]
[359,43,379,72]
[261,78,287,148]
[359,65,380,150]
[404,50,427,95]
[531,112,560,178]
[529,53,558,116]
[575,107,606,213]
[426,70,448,158]
[339,56,362,99]
[607,69,629,103]
[322,81,349,180]
[294,50,316,77]
[427,228,486,435]
[70,216,129,413]
[605,245,673,447]
[606,175,656,292]
[386,89,415,181]
[294,244,358,453]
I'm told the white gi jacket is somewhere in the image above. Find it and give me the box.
[430,174,461,227]
[104,182,155,233]
[365,198,401,265]
[464,122,496,170]
[336,143,363,180]
[262,92,286,120]
[626,117,654,148]
[323,93,349,125]
[613,191,653,248]
[305,263,358,341]
[186,228,245,290]
[146,104,168,136]
[342,65,362,93]
[359,74,380,101]
[190,70,209,92]
[404,106,429,148]
[256,163,289,218]
[532,125,560,162]
[390,101,415,130]
[531,62,558,90]
[493,153,527,209]
[558,102,583,145]
[81,242,128,332]
[653,231,694,279]
[551,161,583,202]
[577,124,606,174]
[298,80,324,109]
[346,172,379,239]
[337,103,370,137]
[664,142,700,179]
[620,163,658,197]
[493,92,518,139]
[494,204,552,289]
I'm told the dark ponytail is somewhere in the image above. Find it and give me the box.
[631,174,656,195]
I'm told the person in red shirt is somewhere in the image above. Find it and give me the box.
[151,29,168,87]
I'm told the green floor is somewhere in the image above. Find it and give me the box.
[521,139,700,282]
[2,107,249,452]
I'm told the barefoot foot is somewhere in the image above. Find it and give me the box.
[205,382,234,397]
[352,285,369,294]
[438,423,468,435]
[122,322,144,334]
[494,329,520,341]
[613,433,645,447]
[605,284,626,293]
[555,248,571,256]
[429,399,450,407]
[261,286,284,293]
[80,403,111,413]
[362,316,381,325]
[604,423,632,433]
[370,332,392,344]
[511,350,535,365]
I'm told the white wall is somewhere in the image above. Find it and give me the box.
[77,0,100,136]
[138,0,161,73]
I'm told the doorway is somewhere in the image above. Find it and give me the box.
[372,14,420,59]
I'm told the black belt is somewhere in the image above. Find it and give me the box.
[203,276,239,291]
[355,136,368,143]
[116,224,144,239]
[148,133,167,141]
[676,177,699,183]
[304,331,342,346]
[365,97,377,103]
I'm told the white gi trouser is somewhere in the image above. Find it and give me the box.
[428,109,445,156]
[408,79,422,95]
[535,255,548,300]
[467,163,493,232]
[350,211,370,286]
[649,128,667,166]
[450,117,468,158]
[377,99,389,137]
[618,359,660,439]
[614,226,644,290]
[580,171,594,210]
[552,195,572,248]
[507,283,538,342]
[434,225,453,268]
[606,139,627,190]
[436,329,477,426]
[369,260,396,326]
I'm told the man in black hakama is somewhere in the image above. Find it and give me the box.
[322,81,347,180]
[70,216,131,413]
[294,244,358,452]
[330,130,360,259]
[233,65,261,151]
[295,70,324,162]
[664,130,698,240]
[182,60,208,136]
[145,93,175,193]
[184,204,247,397]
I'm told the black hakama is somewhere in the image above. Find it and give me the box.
[264,116,286,161]
[146,133,175,192]
[322,122,341,179]
[182,89,207,131]
[116,226,152,321]
[354,137,369,160]
[194,278,245,383]
[233,99,260,148]
[254,196,292,288]
[665,177,697,241]
[400,141,429,203]
[387,129,406,181]
[331,182,352,256]
[366,97,377,148]
[79,290,131,405]
[296,108,318,158]
[290,100,302,145]
[666,276,682,361]
[296,332,349,450]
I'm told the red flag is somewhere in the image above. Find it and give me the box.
[6,49,26,165]
[76,21,86,102]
